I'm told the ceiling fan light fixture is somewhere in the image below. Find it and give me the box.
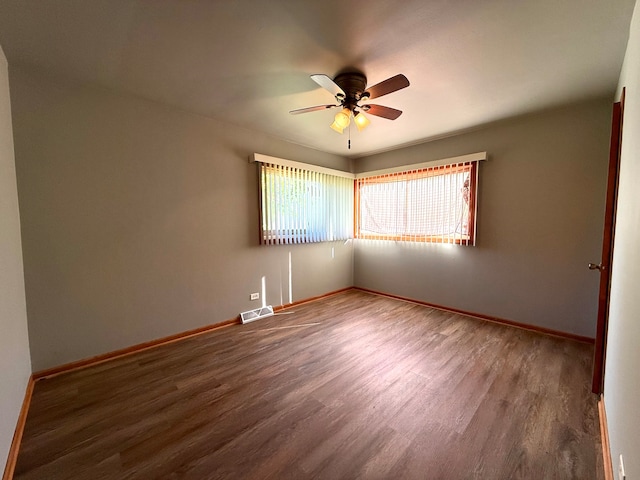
[330,120,344,134]
[334,107,351,129]
[354,111,370,132]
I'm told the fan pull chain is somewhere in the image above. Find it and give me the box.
[348,122,351,150]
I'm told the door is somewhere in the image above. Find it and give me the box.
[591,90,624,394]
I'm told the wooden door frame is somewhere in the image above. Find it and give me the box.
[592,89,625,394]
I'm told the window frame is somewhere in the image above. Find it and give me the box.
[354,161,478,245]
[251,152,485,247]
[256,156,354,245]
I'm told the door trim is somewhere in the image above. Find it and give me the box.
[592,89,625,394]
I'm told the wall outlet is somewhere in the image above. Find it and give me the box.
[250,292,260,300]
[618,454,626,480]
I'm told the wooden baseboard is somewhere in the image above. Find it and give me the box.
[353,287,595,344]
[274,287,353,312]
[33,287,354,381]
[31,286,594,381]
[599,396,613,480]
[33,318,240,381]
[2,376,34,480]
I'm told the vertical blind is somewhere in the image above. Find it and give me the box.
[355,162,477,245]
[259,162,353,245]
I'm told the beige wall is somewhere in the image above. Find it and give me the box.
[605,1,640,477]
[10,67,353,371]
[353,99,612,338]
[0,46,31,473]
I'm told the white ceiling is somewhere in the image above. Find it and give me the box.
[0,0,635,157]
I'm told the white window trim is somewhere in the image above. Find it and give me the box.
[250,151,487,180]
[250,153,355,179]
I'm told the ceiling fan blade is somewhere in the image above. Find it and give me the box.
[365,74,410,100]
[289,104,339,115]
[310,74,346,98]
[363,104,403,120]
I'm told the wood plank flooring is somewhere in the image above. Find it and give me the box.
[13,290,603,479]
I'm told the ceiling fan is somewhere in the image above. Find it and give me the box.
[290,69,410,134]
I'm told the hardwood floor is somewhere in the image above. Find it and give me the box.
[13,290,603,479]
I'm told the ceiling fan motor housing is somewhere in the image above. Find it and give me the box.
[334,72,368,109]
[289,70,407,120]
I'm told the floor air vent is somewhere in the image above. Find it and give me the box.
[240,305,274,324]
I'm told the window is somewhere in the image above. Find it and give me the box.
[355,162,478,245]
[258,161,353,245]
[253,151,484,247]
